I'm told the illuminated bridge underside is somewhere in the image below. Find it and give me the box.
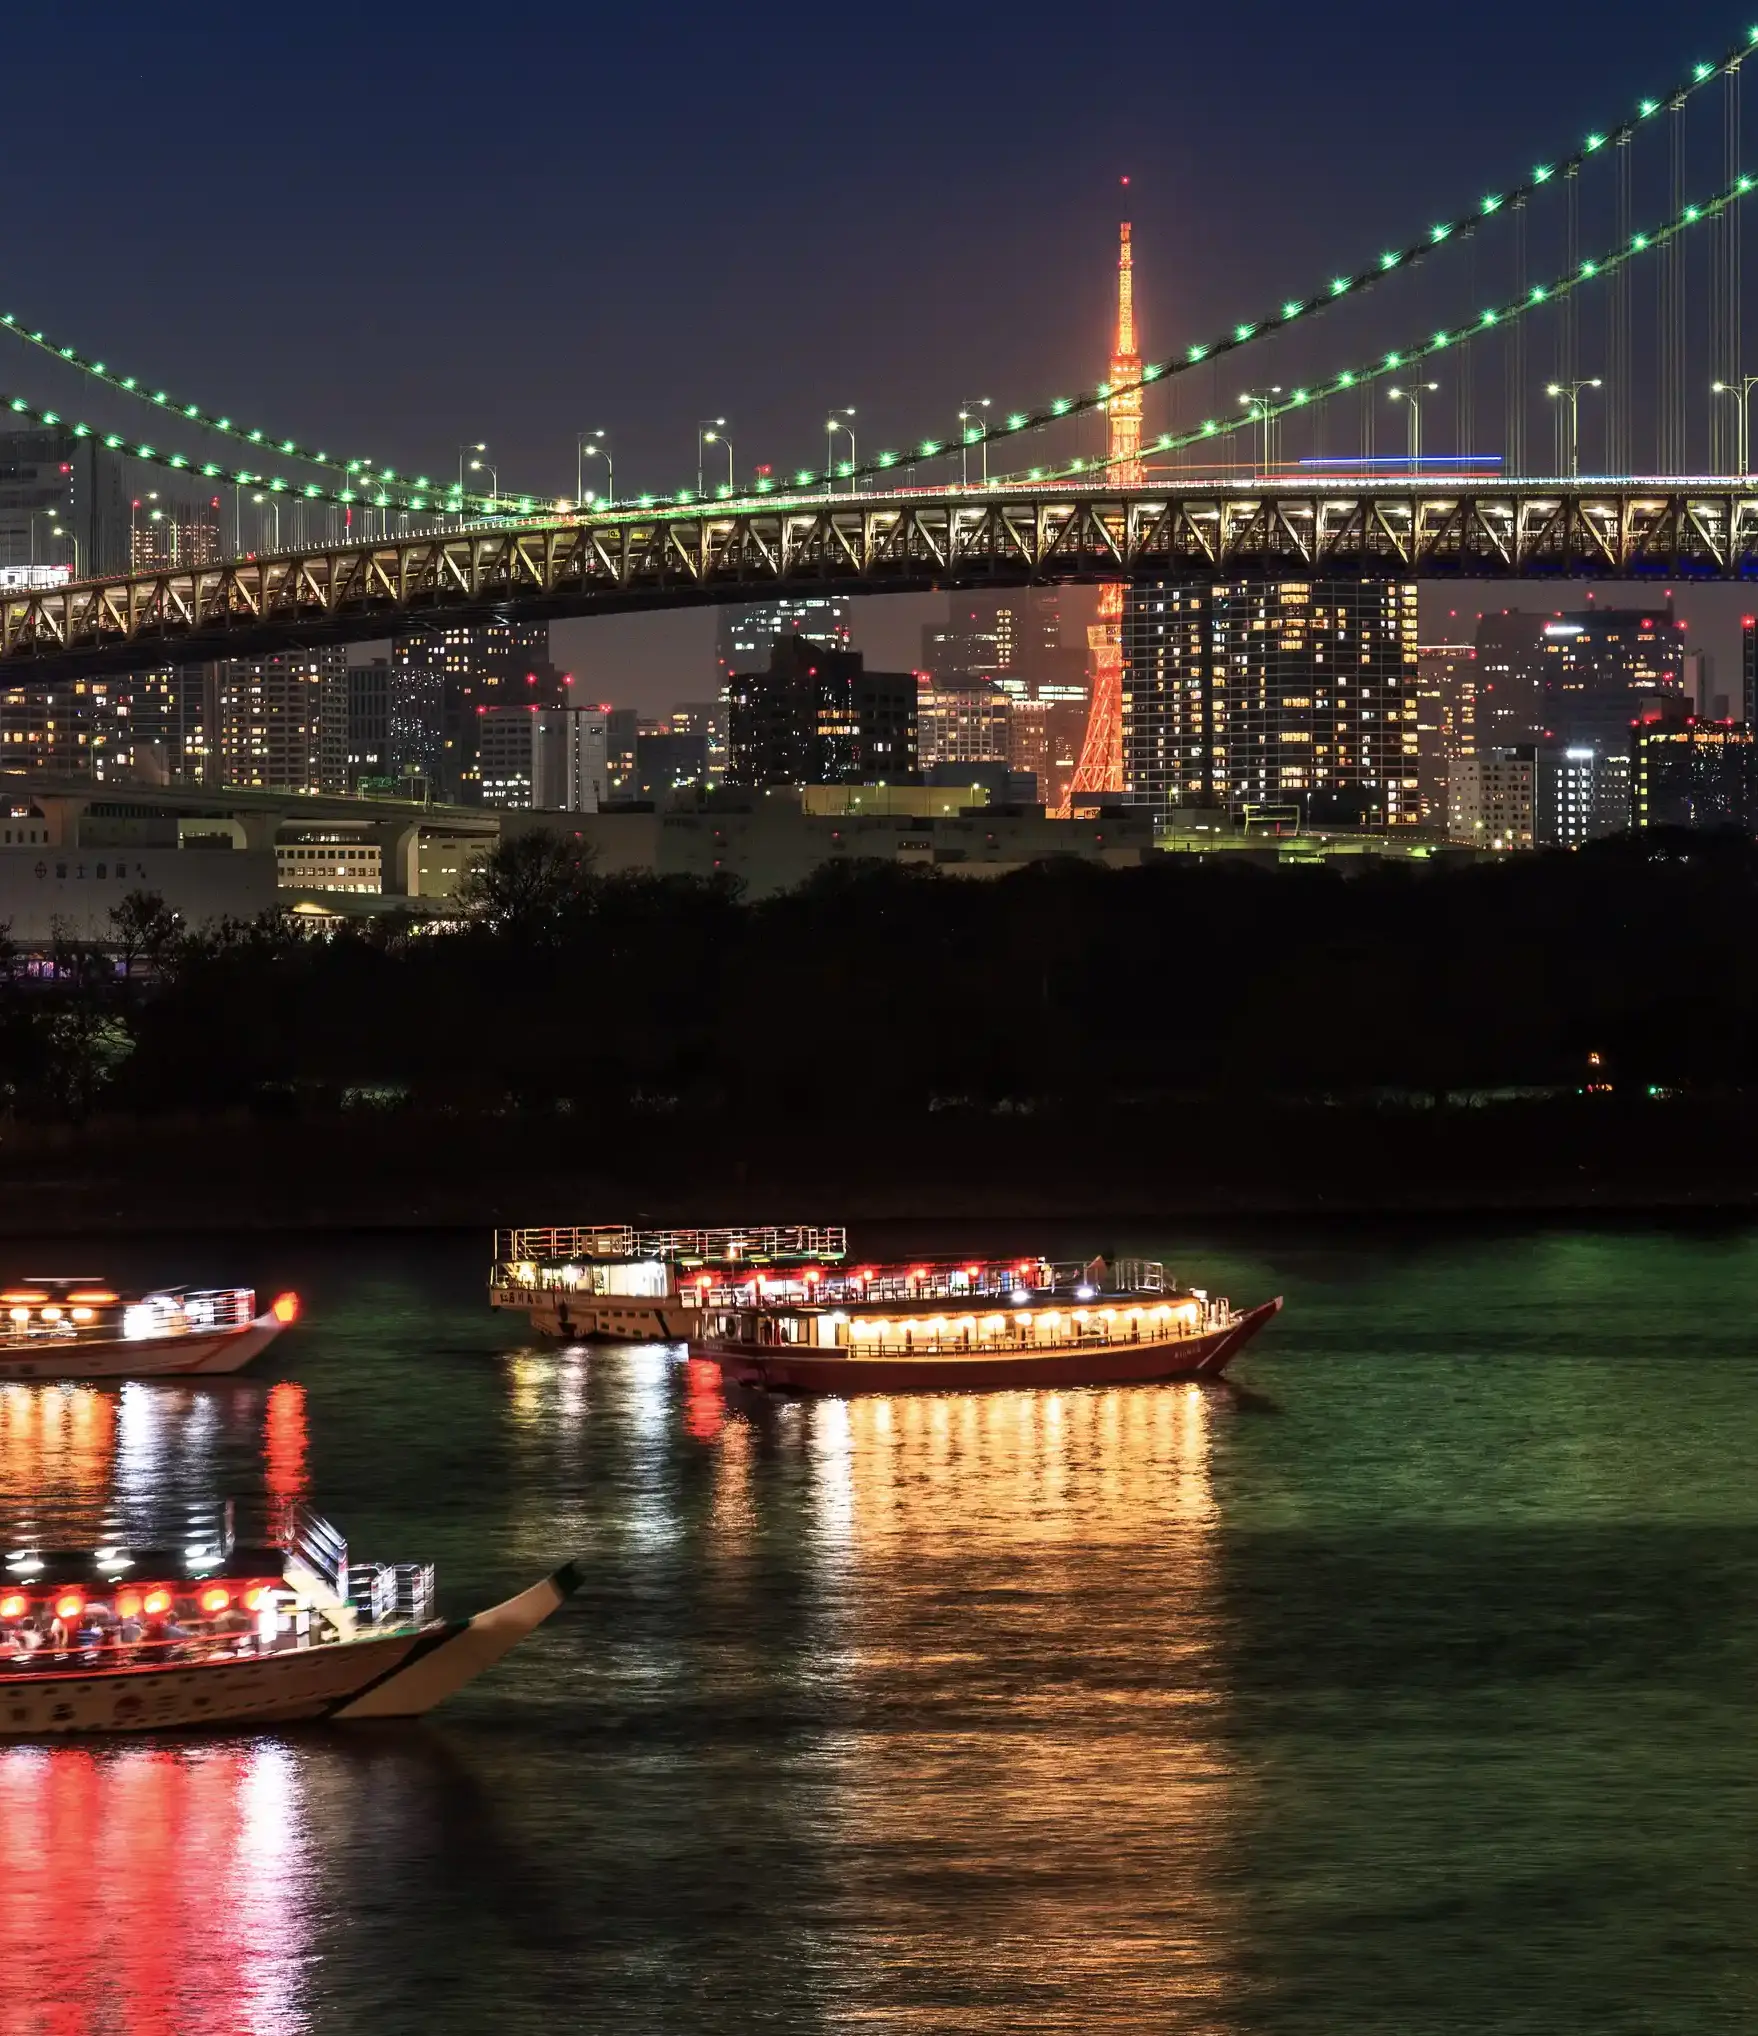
[6,484,1758,678]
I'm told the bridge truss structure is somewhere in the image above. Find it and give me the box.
[6,482,1758,680]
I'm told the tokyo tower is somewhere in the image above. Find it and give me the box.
[1062,216,1143,812]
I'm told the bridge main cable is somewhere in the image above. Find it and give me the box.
[760,24,1758,501]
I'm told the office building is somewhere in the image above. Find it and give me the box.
[0,427,131,580]
[215,648,348,795]
[716,595,852,687]
[668,702,729,782]
[347,660,392,790]
[276,835,384,895]
[917,680,1012,769]
[1632,719,1755,831]
[1744,613,1757,725]
[726,637,915,787]
[1535,747,1631,848]
[478,706,609,811]
[633,730,709,798]
[517,789,1151,898]
[389,618,563,803]
[923,608,1007,685]
[1120,579,1418,825]
[1473,610,1549,748]
[1540,600,1688,753]
[1447,748,1535,851]
[606,707,640,794]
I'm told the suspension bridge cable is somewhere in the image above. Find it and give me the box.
[0,386,536,522]
[744,26,1758,501]
[991,170,1758,485]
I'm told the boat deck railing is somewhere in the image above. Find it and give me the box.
[680,1258,1177,1311]
[494,1224,847,1269]
[0,1285,255,1347]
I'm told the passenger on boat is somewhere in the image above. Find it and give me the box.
[9,1616,42,1659]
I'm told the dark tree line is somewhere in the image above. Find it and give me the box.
[1,830,1755,1125]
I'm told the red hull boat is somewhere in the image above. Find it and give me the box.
[685,1251,1281,1396]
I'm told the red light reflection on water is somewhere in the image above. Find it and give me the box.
[0,1743,309,2034]
[683,1358,724,1443]
[264,1380,309,1518]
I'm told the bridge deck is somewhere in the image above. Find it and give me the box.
[3,480,1756,679]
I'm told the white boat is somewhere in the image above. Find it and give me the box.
[0,1279,299,1381]
[0,1500,576,1735]
[489,1223,847,1342]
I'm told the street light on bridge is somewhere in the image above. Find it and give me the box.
[958,399,991,487]
[1546,378,1602,479]
[457,442,486,517]
[702,428,736,496]
[1387,382,1440,466]
[251,490,279,551]
[1712,378,1758,476]
[50,526,80,578]
[469,455,500,512]
[578,434,614,510]
[826,409,855,493]
[577,431,608,510]
[1238,388,1283,476]
[697,419,726,497]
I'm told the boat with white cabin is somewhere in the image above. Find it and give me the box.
[489,1223,847,1341]
[0,1279,299,1381]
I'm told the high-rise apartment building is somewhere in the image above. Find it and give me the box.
[1414,643,1478,824]
[215,648,348,795]
[1632,719,1755,831]
[726,637,915,787]
[668,702,729,782]
[1447,748,1536,850]
[716,596,852,688]
[1121,579,1419,824]
[389,619,562,802]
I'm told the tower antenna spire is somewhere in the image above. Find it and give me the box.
[1064,196,1145,809]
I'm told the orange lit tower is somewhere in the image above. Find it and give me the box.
[1065,217,1143,810]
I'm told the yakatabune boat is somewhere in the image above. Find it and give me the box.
[0,1499,576,1735]
[489,1223,848,1342]
[0,1279,300,1381]
[688,1255,1281,1393]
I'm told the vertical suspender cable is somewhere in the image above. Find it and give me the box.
[1508,198,1527,476]
[1560,167,1579,472]
[1612,136,1632,471]
[1666,92,1687,472]
[1729,60,1744,471]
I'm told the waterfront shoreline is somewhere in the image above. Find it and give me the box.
[3,1099,1757,1233]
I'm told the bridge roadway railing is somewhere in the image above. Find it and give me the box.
[4,479,1758,679]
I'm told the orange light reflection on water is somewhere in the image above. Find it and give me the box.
[800,1381,1237,2031]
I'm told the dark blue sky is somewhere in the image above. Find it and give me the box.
[3,3,1744,698]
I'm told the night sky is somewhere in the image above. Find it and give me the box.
[6,3,1751,700]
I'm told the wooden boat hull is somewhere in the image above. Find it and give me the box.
[0,1563,580,1737]
[0,1313,288,1383]
[701,1296,1283,1395]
